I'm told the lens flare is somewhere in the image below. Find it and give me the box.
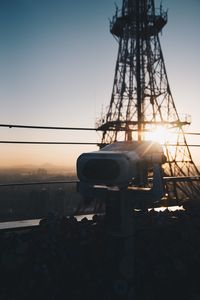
[145,126,174,144]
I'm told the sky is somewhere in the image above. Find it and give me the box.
[0,0,199,170]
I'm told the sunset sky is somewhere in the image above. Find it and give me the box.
[0,0,199,170]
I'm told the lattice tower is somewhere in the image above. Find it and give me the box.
[97,0,200,202]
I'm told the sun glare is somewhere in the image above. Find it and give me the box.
[145,126,173,144]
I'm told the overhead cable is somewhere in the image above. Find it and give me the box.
[0,123,200,135]
[0,140,98,145]
[0,140,200,147]
[0,124,97,131]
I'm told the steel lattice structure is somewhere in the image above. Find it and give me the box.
[97,0,200,202]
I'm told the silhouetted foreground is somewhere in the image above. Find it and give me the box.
[0,207,200,300]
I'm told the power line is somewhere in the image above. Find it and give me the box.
[0,124,97,131]
[1,123,200,135]
[0,141,98,145]
[0,140,200,147]
[164,144,200,147]
[184,132,200,136]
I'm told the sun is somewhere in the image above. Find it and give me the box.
[145,126,174,144]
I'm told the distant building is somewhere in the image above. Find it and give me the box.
[37,168,48,177]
